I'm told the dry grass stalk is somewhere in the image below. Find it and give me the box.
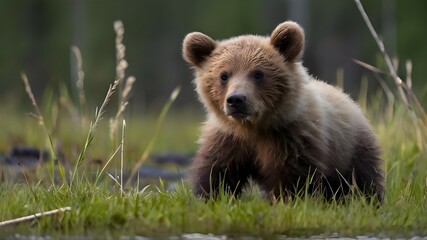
[114,20,128,104]
[0,207,71,227]
[335,68,344,92]
[114,20,126,85]
[71,46,86,109]
[358,76,368,113]
[110,20,135,144]
[120,119,126,195]
[21,73,44,124]
[114,77,135,121]
[406,60,412,89]
[405,60,425,150]
[21,73,67,185]
[354,0,426,121]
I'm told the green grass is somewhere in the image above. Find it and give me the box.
[0,101,426,238]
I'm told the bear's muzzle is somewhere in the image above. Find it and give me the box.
[226,93,250,118]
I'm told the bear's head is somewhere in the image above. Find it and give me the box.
[183,21,306,129]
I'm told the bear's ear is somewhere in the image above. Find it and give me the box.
[183,32,217,67]
[270,21,305,62]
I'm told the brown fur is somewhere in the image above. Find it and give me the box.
[183,21,384,202]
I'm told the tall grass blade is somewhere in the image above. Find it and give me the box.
[95,145,121,185]
[70,80,120,189]
[125,86,181,186]
[21,72,67,187]
[120,119,126,196]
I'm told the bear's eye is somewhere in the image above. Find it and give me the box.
[253,70,264,81]
[220,72,229,82]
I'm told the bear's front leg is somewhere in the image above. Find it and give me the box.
[191,159,248,198]
[190,132,254,199]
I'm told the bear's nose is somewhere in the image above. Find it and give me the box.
[227,93,246,109]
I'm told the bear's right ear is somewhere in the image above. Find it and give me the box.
[183,32,216,67]
[270,21,305,62]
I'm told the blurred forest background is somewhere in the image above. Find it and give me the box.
[0,0,426,113]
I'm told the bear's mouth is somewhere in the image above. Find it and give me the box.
[225,108,256,121]
[228,111,249,119]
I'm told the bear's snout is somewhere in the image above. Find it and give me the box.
[226,93,249,118]
[227,93,246,108]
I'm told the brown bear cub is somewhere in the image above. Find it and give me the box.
[182,21,384,202]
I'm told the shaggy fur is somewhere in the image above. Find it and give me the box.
[182,21,384,202]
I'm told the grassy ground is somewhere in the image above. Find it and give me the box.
[0,99,426,238]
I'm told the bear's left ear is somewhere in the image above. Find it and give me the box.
[270,21,305,62]
[183,32,217,68]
